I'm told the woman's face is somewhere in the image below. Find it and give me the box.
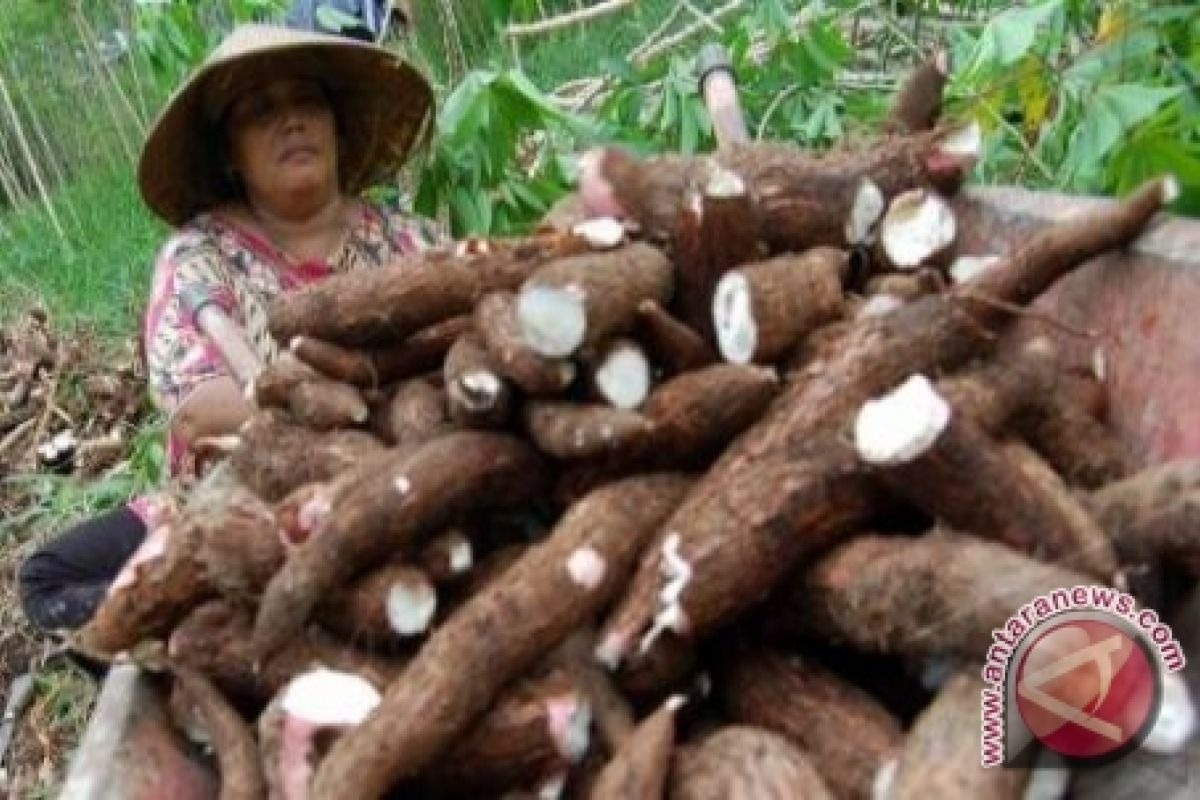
[223,77,339,211]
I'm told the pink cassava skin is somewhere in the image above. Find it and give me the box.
[251,432,544,662]
[596,178,1172,665]
[172,665,267,800]
[668,726,833,800]
[309,474,692,799]
[588,697,679,800]
[718,647,903,800]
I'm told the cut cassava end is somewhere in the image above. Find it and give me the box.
[642,363,780,465]
[854,374,951,466]
[778,532,1090,662]
[719,647,904,800]
[884,49,950,134]
[524,402,656,461]
[845,179,885,246]
[878,189,956,270]
[516,243,674,358]
[949,254,1001,284]
[668,726,834,800]
[418,528,475,583]
[888,672,1027,800]
[475,292,577,395]
[636,299,717,375]
[252,433,544,662]
[308,475,691,798]
[445,330,513,428]
[588,696,680,800]
[172,665,266,800]
[713,248,846,364]
[316,563,437,644]
[289,336,378,387]
[589,338,652,410]
[571,216,626,250]
[262,668,382,800]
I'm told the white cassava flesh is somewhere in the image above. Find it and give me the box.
[394,475,412,495]
[386,573,438,636]
[517,284,588,358]
[846,179,885,245]
[1142,672,1197,754]
[855,374,952,466]
[544,692,592,762]
[637,533,693,655]
[937,120,983,158]
[950,254,1002,284]
[279,669,381,800]
[572,217,626,250]
[712,271,756,365]
[594,341,651,409]
[566,547,607,589]
[871,757,898,800]
[881,189,957,269]
[705,165,746,199]
[858,294,905,319]
[453,369,504,412]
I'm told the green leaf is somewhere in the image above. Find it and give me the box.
[965,0,1064,77]
[1063,85,1183,185]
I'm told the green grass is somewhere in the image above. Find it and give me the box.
[0,165,166,337]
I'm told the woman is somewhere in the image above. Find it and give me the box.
[19,23,445,632]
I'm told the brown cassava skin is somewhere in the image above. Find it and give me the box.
[231,411,387,501]
[169,600,402,703]
[642,364,779,464]
[379,377,453,446]
[251,353,319,408]
[720,648,903,800]
[444,329,513,428]
[268,232,591,346]
[594,130,972,247]
[865,403,1117,578]
[77,517,212,656]
[1086,459,1200,573]
[525,402,656,461]
[309,474,692,799]
[172,665,267,800]
[636,300,717,375]
[418,528,475,584]
[551,628,635,750]
[475,292,577,395]
[863,269,945,303]
[884,50,949,135]
[1017,380,1134,487]
[780,532,1089,660]
[195,486,283,602]
[597,177,1169,666]
[252,432,544,662]
[371,315,472,383]
[672,169,764,343]
[889,672,1027,800]
[935,337,1060,434]
[316,563,434,646]
[719,248,847,364]
[668,726,833,800]
[289,336,379,387]
[285,378,369,430]
[519,243,675,354]
[589,698,678,800]
[782,319,853,375]
[615,635,699,700]
[999,440,1118,576]
[420,669,581,797]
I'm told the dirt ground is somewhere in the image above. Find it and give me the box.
[1,311,150,797]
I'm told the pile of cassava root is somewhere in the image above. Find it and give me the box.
[74,53,1197,800]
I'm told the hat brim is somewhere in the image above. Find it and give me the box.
[138,27,434,227]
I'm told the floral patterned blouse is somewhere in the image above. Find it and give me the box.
[140,199,445,489]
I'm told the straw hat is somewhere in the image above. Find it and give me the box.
[137,23,434,227]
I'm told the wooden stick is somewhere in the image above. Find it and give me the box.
[506,0,633,38]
